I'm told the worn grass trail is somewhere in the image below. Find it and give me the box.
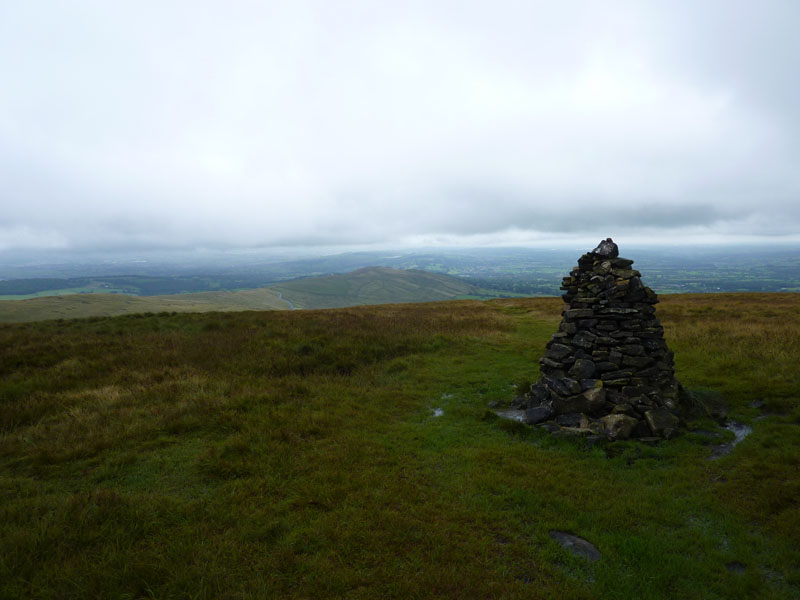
[1,294,799,599]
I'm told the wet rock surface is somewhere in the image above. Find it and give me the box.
[513,239,689,441]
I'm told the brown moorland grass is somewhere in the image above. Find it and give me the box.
[1,294,799,599]
[0,287,290,322]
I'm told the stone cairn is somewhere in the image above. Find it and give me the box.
[514,238,688,441]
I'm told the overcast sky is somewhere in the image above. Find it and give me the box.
[2,0,800,253]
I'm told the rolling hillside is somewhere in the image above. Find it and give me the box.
[0,287,290,323]
[270,266,477,309]
[0,267,479,322]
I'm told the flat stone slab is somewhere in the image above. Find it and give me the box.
[549,530,602,562]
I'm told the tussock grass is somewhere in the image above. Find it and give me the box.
[1,295,799,598]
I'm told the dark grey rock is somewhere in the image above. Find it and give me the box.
[569,358,596,379]
[599,414,639,440]
[546,343,573,360]
[621,344,645,356]
[643,338,667,352]
[611,403,636,417]
[603,379,631,387]
[622,356,653,368]
[509,395,527,409]
[601,370,634,381]
[630,419,652,438]
[555,412,585,427]
[525,405,554,425]
[592,261,612,275]
[610,258,633,268]
[552,388,605,416]
[529,383,550,404]
[572,331,597,349]
[549,530,602,562]
[560,321,578,334]
[564,308,594,320]
[611,268,640,279]
[583,386,606,405]
[540,357,564,369]
[623,385,657,397]
[645,408,680,437]
[580,378,600,391]
[567,379,583,395]
[577,318,599,329]
[598,307,639,315]
[634,366,660,378]
[591,238,618,258]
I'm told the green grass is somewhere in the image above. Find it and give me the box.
[1,294,799,598]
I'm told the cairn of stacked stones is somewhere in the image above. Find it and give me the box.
[518,238,687,440]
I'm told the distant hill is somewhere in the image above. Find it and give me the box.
[0,287,290,323]
[270,267,477,309]
[0,267,479,322]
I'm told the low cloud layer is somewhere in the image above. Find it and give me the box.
[2,1,799,252]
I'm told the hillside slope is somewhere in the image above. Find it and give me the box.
[0,287,289,322]
[0,267,477,321]
[272,266,477,309]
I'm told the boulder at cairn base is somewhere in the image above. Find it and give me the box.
[520,238,688,440]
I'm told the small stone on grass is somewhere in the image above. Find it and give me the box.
[549,530,602,562]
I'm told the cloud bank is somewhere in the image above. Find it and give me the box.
[1,0,799,251]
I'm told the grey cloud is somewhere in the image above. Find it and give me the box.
[1,1,800,253]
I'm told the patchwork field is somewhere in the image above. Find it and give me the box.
[1,293,799,598]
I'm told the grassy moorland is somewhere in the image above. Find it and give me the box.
[0,268,487,322]
[0,287,290,323]
[1,293,799,599]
